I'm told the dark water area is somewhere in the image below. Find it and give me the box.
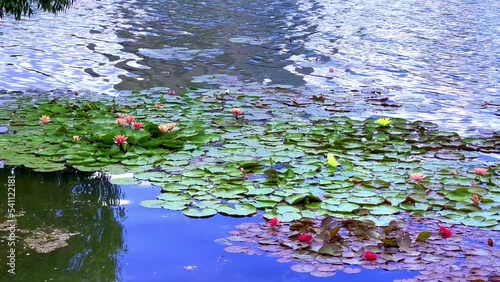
[0,168,416,281]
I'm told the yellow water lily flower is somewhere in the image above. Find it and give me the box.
[327,153,338,167]
[376,117,391,127]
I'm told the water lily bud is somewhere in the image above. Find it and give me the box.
[124,115,135,124]
[297,234,313,243]
[474,168,487,176]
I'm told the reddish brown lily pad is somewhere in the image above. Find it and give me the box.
[217,215,500,280]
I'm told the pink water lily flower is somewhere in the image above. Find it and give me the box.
[158,124,169,133]
[232,108,243,115]
[410,173,426,182]
[114,135,128,145]
[471,194,481,205]
[117,118,126,126]
[40,115,50,124]
[132,122,143,130]
[124,115,135,124]
[474,168,487,176]
[159,123,176,133]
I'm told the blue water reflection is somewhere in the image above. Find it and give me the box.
[119,185,416,281]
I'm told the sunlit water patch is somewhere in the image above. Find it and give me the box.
[0,0,498,134]
[0,0,145,94]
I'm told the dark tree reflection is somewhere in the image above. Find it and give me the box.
[0,167,124,282]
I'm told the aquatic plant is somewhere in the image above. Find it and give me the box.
[269,217,279,228]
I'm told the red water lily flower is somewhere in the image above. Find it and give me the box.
[159,123,176,133]
[410,173,425,182]
[132,122,143,130]
[439,226,452,239]
[124,115,135,124]
[269,218,280,228]
[298,234,313,243]
[114,135,128,145]
[363,251,377,261]
[158,124,168,133]
[474,168,487,176]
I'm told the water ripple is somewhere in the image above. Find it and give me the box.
[0,0,498,135]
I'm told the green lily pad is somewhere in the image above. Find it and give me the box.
[367,205,400,215]
[139,200,164,208]
[182,208,218,218]
[216,203,257,216]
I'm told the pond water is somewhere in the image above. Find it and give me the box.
[0,169,416,281]
[0,0,499,281]
[0,0,498,134]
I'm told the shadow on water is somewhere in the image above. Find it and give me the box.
[0,167,124,282]
[0,167,416,281]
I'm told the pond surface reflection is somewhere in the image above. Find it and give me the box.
[0,0,498,134]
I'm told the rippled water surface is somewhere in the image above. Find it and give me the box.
[1,0,499,133]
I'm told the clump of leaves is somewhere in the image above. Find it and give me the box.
[217,215,500,279]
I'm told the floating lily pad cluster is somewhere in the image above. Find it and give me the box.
[0,89,498,228]
[217,216,500,280]
[0,93,211,172]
